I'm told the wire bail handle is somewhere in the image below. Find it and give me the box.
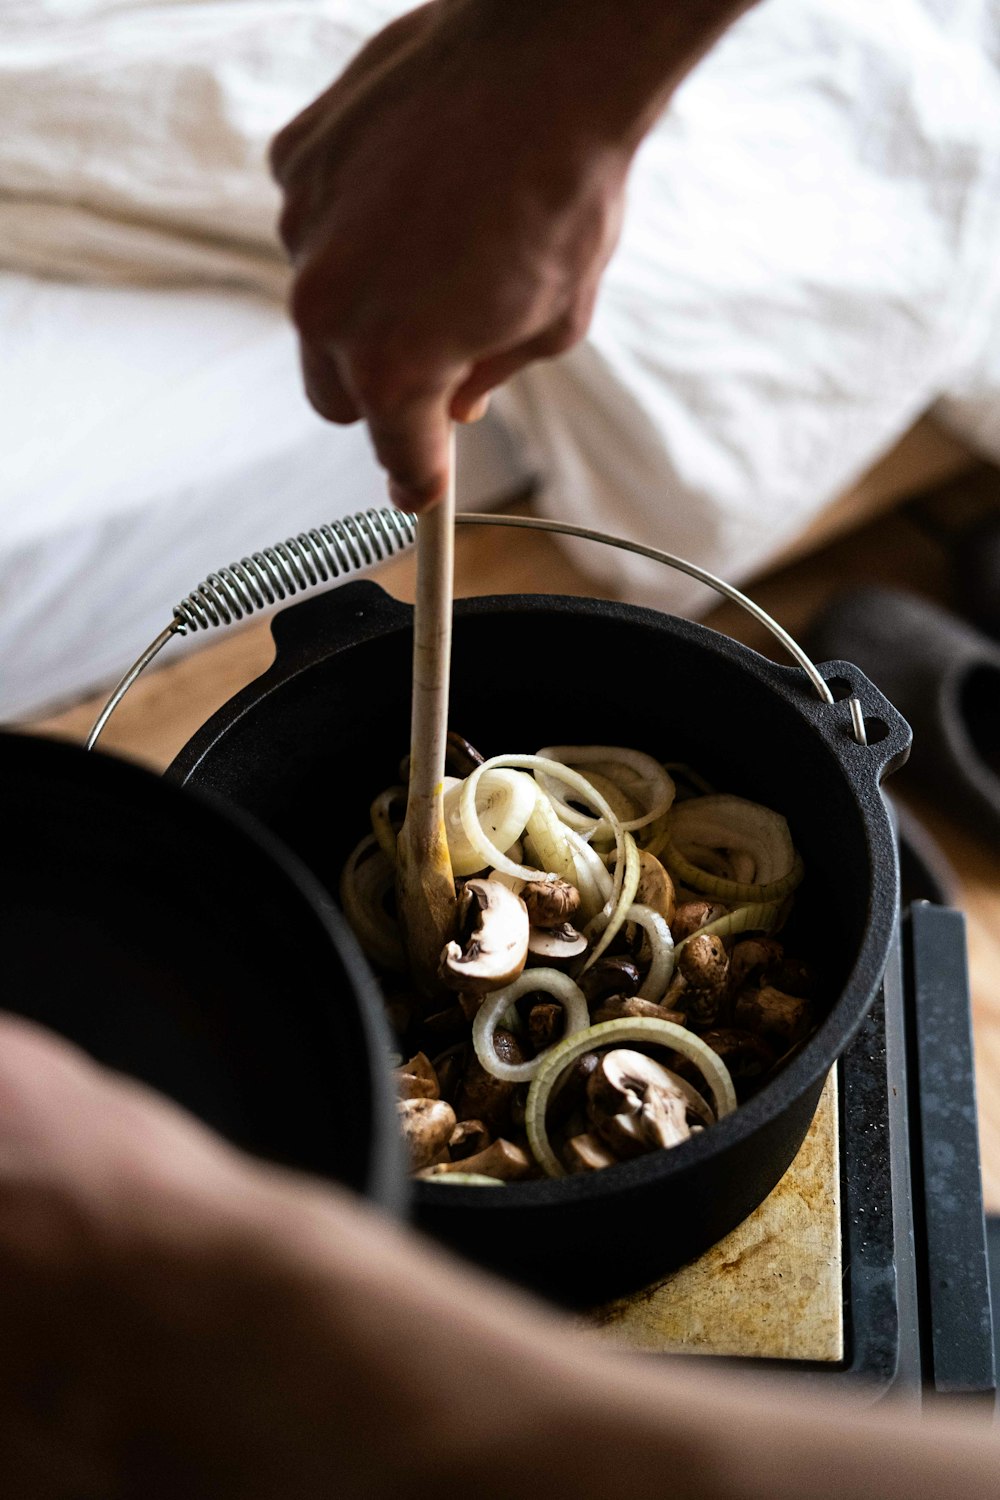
[86,508,867,750]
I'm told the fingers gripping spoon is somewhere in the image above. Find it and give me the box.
[395,431,458,998]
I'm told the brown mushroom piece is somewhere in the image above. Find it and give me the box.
[586,1048,699,1158]
[527,1001,565,1051]
[592,994,688,1028]
[526,922,588,963]
[634,850,676,924]
[670,900,726,942]
[454,1029,525,1133]
[564,1133,618,1173]
[393,1051,440,1102]
[728,937,786,992]
[734,985,811,1044]
[579,956,642,1006]
[697,1027,777,1083]
[398,1097,457,1171]
[521,877,581,928]
[420,1138,532,1182]
[664,933,730,1025]
[439,878,530,994]
[448,1118,491,1160]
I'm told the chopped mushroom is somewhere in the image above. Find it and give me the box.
[579,956,642,1005]
[455,1029,524,1132]
[419,1138,533,1181]
[521,877,581,927]
[526,922,588,962]
[564,1133,618,1173]
[592,995,688,1028]
[634,850,676,924]
[448,1118,491,1160]
[393,1052,440,1102]
[670,900,725,941]
[734,985,811,1044]
[585,1049,698,1158]
[665,934,730,1025]
[398,1097,457,1170]
[439,878,530,994]
[527,1001,565,1051]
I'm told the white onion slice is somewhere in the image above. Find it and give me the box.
[563,828,613,922]
[525,1017,737,1177]
[459,757,626,915]
[580,832,641,972]
[445,768,537,877]
[524,790,579,884]
[675,900,784,953]
[472,969,591,1083]
[369,784,406,864]
[665,794,798,901]
[339,834,407,971]
[623,902,676,1001]
[535,745,676,838]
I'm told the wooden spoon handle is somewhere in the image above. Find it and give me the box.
[395,430,458,997]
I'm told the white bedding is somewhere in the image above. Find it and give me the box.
[3,0,1000,717]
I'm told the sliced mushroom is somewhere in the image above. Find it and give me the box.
[420,1138,532,1182]
[394,1052,439,1094]
[564,1133,618,1173]
[586,1048,700,1157]
[666,934,730,1025]
[592,994,687,1028]
[579,955,642,1005]
[439,878,530,994]
[521,878,581,927]
[448,1118,491,1160]
[454,1029,524,1132]
[527,1001,564,1052]
[634,850,676,924]
[734,985,811,1044]
[398,1097,457,1171]
[728,937,786,992]
[526,922,588,962]
[670,900,726,942]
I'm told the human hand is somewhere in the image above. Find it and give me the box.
[270,0,675,511]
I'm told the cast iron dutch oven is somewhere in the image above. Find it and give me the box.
[1,730,404,1213]
[168,580,911,1303]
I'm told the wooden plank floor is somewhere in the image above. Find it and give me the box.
[31,483,1000,1209]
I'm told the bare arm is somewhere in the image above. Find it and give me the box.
[0,1014,996,1499]
[269,0,757,510]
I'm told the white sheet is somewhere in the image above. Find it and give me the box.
[3,0,999,715]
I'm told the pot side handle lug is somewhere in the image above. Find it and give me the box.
[268,579,413,671]
[808,659,913,786]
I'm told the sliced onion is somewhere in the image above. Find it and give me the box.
[444,768,537,877]
[525,1017,738,1178]
[339,834,407,971]
[419,1173,505,1187]
[563,828,613,922]
[674,900,784,954]
[535,745,676,838]
[580,832,641,972]
[472,969,590,1083]
[623,902,676,1001]
[524,790,579,884]
[459,757,626,916]
[664,794,801,903]
[369,784,406,864]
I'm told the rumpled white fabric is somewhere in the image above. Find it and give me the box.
[3,0,1000,712]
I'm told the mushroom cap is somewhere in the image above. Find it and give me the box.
[521,878,581,928]
[439,877,530,994]
[526,922,588,962]
[634,850,676,924]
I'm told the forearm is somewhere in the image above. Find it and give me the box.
[436,0,760,152]
[232,1173,998,1500]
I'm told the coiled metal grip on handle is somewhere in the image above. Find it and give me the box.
[86,506,865,750]
[173,508,418,633]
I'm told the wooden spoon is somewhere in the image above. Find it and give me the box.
[395,429,458,998]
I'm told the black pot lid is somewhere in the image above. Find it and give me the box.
[0,732,405,1215]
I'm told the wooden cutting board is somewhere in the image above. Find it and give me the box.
[588,1073,843,1363]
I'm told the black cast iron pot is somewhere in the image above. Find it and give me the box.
[2,730,404,1214]
[168,580,910,1303]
